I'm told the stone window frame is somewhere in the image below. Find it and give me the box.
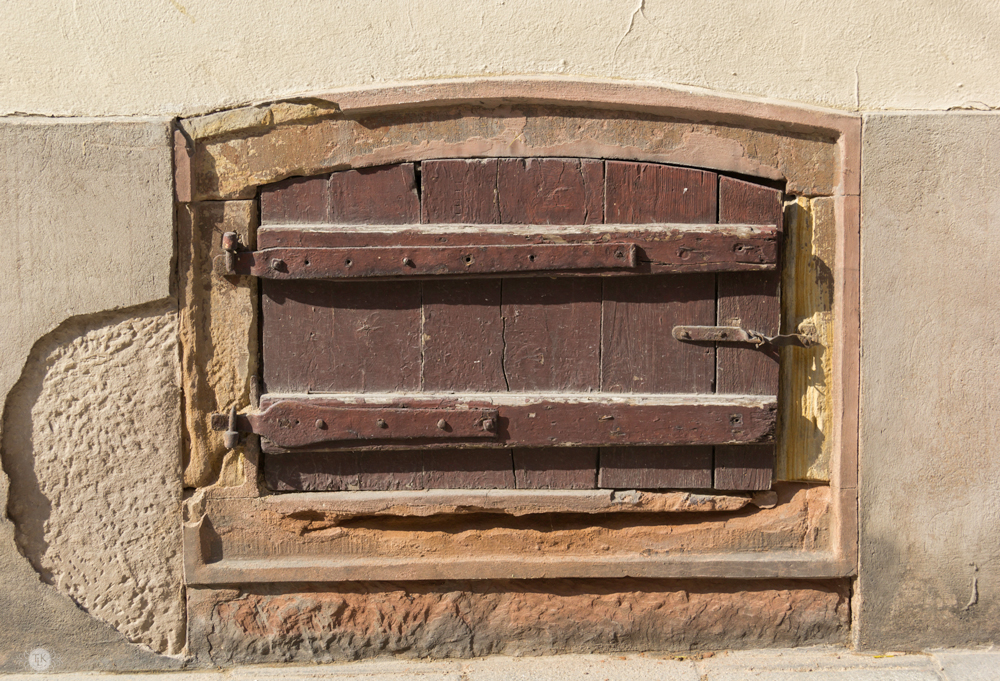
[176,77,859,584]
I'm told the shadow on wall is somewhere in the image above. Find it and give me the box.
[0,300,186,655]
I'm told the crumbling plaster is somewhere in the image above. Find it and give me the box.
[0,118,182,671]
[1,0,998,117]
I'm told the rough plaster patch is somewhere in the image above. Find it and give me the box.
[2,302,185,655]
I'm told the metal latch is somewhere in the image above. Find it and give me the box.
[213,402,500,449]
[672,325,817,348]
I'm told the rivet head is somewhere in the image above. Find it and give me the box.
[437,419,448,430]
[402,257,414,266]
[270,258,285,270]
[482,418,496,433]
[376,418,388,429]
[315,419,326,429]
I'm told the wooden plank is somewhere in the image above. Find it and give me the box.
[326,281,421,392]
[497,158,604,225]
[259,175,330,224]
[501,277,602,390]
[420,159,506,393]
[714,445,774,491]
[497,158,604,411]
[328,163,419,223]
[241,394,778,452]
[716,273,780,394]
[421,159,500,224]
[263,281,421,393]
[261,279,335,394]
[265,450,515,491]
[719,176,782,226]
[602,274,716,393]
[423,279,505,391]
[601,160,718,399]
[512,449,598,489]
[717,176,782,395]
[599,447,713,489]
[606,161,717,224]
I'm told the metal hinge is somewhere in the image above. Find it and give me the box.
[214,402,499,450]
[218,231,637,279]
[672,325,818,348]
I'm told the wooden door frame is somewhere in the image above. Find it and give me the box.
[176,77,860,584]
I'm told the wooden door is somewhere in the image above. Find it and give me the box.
[221,158,782,492]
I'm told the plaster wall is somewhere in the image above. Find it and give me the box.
[857,112,1000,648]
[1,0,998,117]
[0,118,182,671]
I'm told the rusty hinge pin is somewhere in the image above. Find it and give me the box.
[221,232,241,274]
[223,404,240,449]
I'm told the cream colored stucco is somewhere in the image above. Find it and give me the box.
[2,0,997,117]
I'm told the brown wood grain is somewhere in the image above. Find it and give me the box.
[263,281,421,393]
[513,449,598,489]
[259,175,330,224]
[714,445,774,490]
[261,279,335,394]
[598,447,713,489]
[265,450,516,491]
[717,176,782,395]
[421,159,500,224]
[328,163,420,223]
[602,274,716,393]
[501,277,602,391]
[497,158,604,225]
[422,279,505,391]
[606,161,717,224]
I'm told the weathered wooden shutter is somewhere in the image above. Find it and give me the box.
[215,158,783,492]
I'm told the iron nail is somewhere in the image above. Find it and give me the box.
[376,418,387,429]
[270,258,285,270]
[402,257,413,266]
[482,418,496,432]
[437,419,448,430]
[315,419,326,429]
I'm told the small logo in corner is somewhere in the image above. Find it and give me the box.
[28,648,51,672]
